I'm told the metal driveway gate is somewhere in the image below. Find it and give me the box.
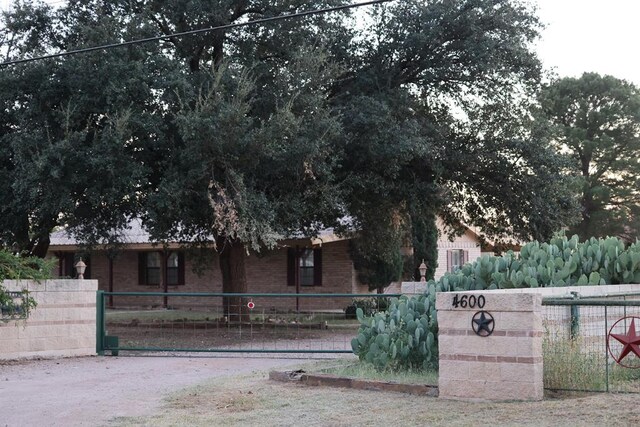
[96,291,395,356]
[542,294,640,393]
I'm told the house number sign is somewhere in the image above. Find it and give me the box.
[451,294,485,309]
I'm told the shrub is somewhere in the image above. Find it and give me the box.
[0,251,53,319]
[351,293,437,371]
[543,336,606,391]
[345,297,390,319]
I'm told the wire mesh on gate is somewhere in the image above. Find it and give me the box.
[97,292,396,355]
[0,291,29,322]
[542,296,640,393]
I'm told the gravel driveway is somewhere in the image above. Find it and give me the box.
[0,355,311,426]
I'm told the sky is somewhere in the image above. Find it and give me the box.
[534,0,640,85]
[1,0,639,85]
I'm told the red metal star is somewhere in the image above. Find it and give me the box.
[609,318,640,364]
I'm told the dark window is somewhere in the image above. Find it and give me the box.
[138,251,185,286]
[146,252,162,285]
[287,248,322,287]
[166,252,180,285]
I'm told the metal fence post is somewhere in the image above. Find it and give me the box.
[604,305,609,392]
[96,290,105,356]
[570,304,580,339]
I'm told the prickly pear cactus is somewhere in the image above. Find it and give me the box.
[352,235,640,372]
[351,292,437,371]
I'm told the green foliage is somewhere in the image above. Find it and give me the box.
[344,297,389,319]
[437,235,640,290]
[410,210,438,281]
[354,235,640,372]
[351,294,437,372]
[0,250,52,318]
[350,220,405,291]
[0,0,162,256]
[1,1,578,298]
[0,250,52,282]
[539,73,640,241]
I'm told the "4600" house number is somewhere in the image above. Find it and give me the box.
[451,294,485,309]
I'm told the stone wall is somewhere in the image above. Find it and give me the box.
[0,280,96,360]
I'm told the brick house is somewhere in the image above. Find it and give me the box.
[432,218,523,279]
[48,219,369,310]
[48,218,518,308]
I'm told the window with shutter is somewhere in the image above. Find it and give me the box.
[448,249,466,273]
[138,251,185,286]
[166,252,179,285]
[286,247,322,287]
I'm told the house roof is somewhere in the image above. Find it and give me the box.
[436,218,523,253]
[48,218,347,251]
[50,218,155,246]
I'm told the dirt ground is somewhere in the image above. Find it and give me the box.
[3,354,639,427]
[118,374,640,427]
[0,354,310,427]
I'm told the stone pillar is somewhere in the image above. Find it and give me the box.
[0,280,97,360]
[436,292,543,401]
[400,281,428,296]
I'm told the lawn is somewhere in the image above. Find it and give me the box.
[111,362,639,427]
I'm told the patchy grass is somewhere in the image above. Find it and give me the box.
[105,309,359,352]
[543,335,640,393]
[298,359,438,385]
[107,309,216,323]
[111,370,640,427]
[543,337,607,391]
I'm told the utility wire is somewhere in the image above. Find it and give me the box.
[0,0,393,67]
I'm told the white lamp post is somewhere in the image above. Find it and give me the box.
[419,259,427,282]
[75,258,87,280]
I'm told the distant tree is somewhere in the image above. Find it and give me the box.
[540,73,640,240]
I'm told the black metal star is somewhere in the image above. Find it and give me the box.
[472,311,494,337]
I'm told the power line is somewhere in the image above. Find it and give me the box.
[0,0,393,67]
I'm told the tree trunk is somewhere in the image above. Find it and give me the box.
[218,238,250,322]
[30,235,51,258]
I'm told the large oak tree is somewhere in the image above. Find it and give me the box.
[0,0,578,307]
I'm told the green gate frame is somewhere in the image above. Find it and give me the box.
[96,291,398,356]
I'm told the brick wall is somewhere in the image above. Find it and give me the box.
[55,240,367,312]
[0,280,96,360]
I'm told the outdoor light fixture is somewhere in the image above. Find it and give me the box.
[75,258,87,280]
[419,259,427,282]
